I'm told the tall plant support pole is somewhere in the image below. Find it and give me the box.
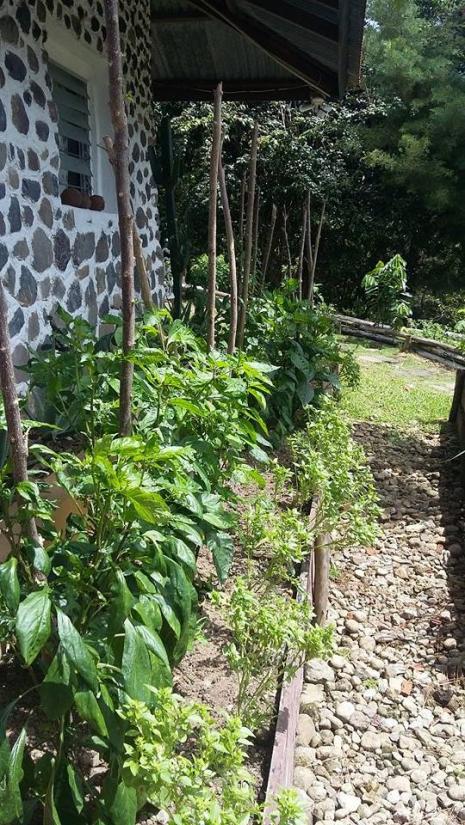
[0,281,40,546]
[103,0,135,436]
[103,137,153,312]
[238,171,247,290]
[261,203,277,286]
[313,532,331,625]
[207,82,223,351]
[305,190,314,288]
[297,201,307,300]
[307,200,326,305]
[158,118,183,319]
[219,157,238,355]
[237,121,259,349]
[282,206,292,279]
[252,186,261,290]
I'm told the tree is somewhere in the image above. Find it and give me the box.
[103,0,135,436]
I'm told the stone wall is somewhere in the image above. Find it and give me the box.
[0,0,164,370]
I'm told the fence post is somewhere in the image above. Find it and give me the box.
[449,369,465,424]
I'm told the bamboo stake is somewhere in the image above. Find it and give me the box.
[308,199,326,305]
[262,203,277,285]
[218,156,238,355]
[305,190,314,286]
[103,136,153,313]
[207,82,223,351]
[238,171,247,290]
[0,280,40,547]
[282,206,292,279]
[237,121,259,349]
[252,186,261,291]
[103,0,135,436]
[297,201,307,300]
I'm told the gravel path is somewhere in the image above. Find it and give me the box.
[293,421,465,825]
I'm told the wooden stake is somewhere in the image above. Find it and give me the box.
[297,201,307,300]
[0,280,40,547]
[218,156,238,355]
[103,0,135,436]
[252,186,261,290]
[261,203,277,285]
[207,82,223,351]
[313,532,331,625]
[237,121,259,349]
[282,205,292,279]
[308,200,326,305]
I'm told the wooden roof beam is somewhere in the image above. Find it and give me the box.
[152,77,316,101]
[186,0,338,95]
[246,0,339,42]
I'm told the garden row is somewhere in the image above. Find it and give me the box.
[0,287,378,824]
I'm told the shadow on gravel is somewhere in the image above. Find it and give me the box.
[437,422,465,682]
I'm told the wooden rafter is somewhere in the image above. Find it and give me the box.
[186,0,338,95]
[246,0,339,43]
[151,77,316,101]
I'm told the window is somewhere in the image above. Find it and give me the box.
[49,62,92,195]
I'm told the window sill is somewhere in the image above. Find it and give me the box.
[64,207,119,232]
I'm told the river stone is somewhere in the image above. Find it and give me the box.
[11,94,29,135]
[32,228,53,272]
[9,307,24,337]
[306,659,335,685]
[301,684,325,710]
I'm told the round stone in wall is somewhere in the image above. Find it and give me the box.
[0,243,8,273]
[96,233,109,263]
[8,197,21,233]
[9,307,24,338]
[17,265,38,306]
[16,4,32,36]
[22,178,41,202]
[28,311,41,342]
[35,121,50,141]
[30,81,46,109]
[32,227,53,273]
[5,52,27,82]
[66,280,82,312]
[38,198,53,228]
[73,232,95,266]
[13,239,29,260]
[0,16,20,46]
[0,144,6,170]
[11,94,29,135]
[54,229,71,272]
[85,279,98,327]
[42,171,58,196]
[27,148,40,171]
[0,99,6,132]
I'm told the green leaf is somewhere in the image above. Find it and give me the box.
[135,625,170,670]
[132,595,162,633]
[126,489,168,523]
[16,590,52,665]
[109,569,134,634]
[0,558,19,613]
[39,650,74,721]
[154,595,181,638]
[74,691,108,738]
[66,763,84,814]
[0,728,26,825]
[56,610,98,691]
[110,782,137,825]
[121,620,153,703]
[296,381,315,407]
[31,545,51,576]
[207,531,235,583]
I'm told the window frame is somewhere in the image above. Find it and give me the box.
[46,20,117,214]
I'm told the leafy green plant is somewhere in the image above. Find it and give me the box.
[362,254,412,328]
[289,399,380,550]
[268,789,308,825]
[213,577,333,728]
[121,688,258,825]
[243,288,358,438]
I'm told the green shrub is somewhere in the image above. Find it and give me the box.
[362,254,412,329]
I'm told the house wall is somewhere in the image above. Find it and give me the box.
[0,0,164,370]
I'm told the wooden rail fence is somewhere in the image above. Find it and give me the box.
[335,314,465,372]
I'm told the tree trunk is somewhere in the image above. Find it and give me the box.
[261,203,277,287]
[218,157,238,355]
[207,82,223,351]
[308,200,326,305]
[103,0,135,436]
[237,121,259,349]
[297,201,307,300]
[0,280,40,547]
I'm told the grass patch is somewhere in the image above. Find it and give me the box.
[341,358,452,431]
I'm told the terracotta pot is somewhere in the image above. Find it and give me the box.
[61,187,82,208]
[80,193,91,210]
[90,194,105,212]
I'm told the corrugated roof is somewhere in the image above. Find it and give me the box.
[150,0,366,101]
